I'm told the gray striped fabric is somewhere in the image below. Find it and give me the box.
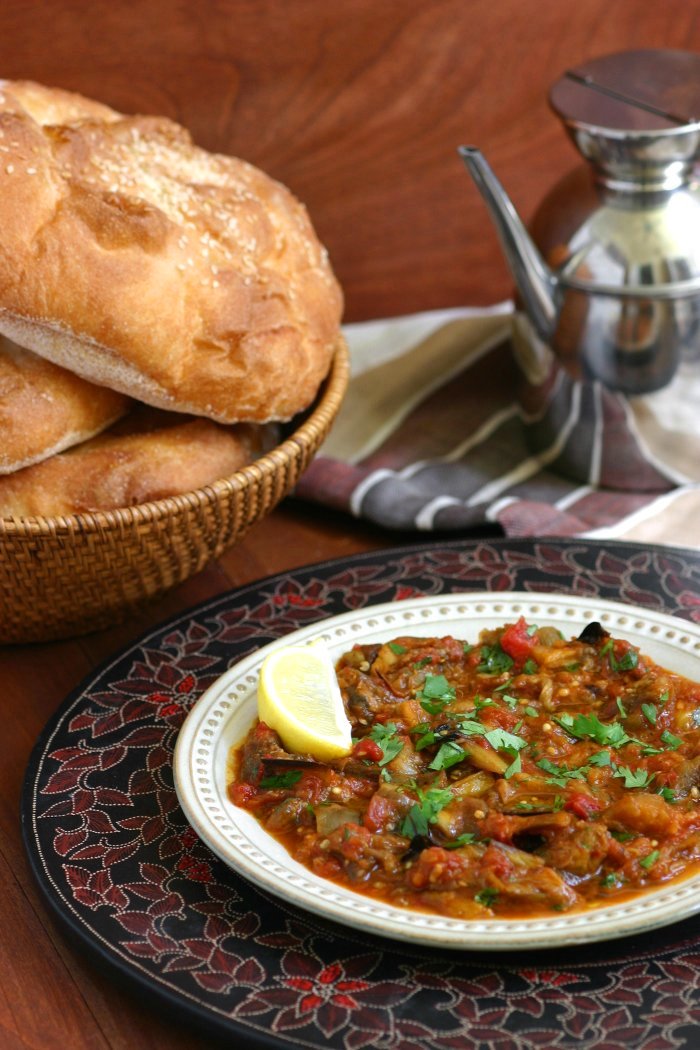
[296,310,700,549]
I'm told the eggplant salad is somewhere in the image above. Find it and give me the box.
[231,619,700,919]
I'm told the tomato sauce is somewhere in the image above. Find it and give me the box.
[229,618,700,919]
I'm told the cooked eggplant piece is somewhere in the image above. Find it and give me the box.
[577,621,609,645]
[315,803,363,837]
[259,756,380,781]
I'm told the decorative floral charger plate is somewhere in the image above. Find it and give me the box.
[21,538,700,1049]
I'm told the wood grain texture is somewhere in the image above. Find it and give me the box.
[3,0,700,322]
[2,2,700,1046]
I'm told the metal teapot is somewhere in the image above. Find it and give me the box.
[461,49,700,489]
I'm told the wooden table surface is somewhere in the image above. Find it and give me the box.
[4,2,700,1046]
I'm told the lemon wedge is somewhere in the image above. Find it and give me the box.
[257,640,352,761]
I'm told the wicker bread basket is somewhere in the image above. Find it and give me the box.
[0,337,349,644]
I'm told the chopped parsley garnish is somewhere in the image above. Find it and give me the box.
[640,850,660,870]
[444,832,478,849]
[524,705,538,717]
[611,829,636,843]
[657,786,676,803]
[474,887,499,907]
[259,769,303,789]
[482,727,526,780]
[369,722,404,767]
[536,757,587,787]
[522,658,538,675]
[601,640,640,672]
[615,649,639,671]
[388,642,407,655]
[660,730,682,751]
[413,728,437,750]
[414,657,432,669]
[500,693,520,710]
[555,712,632,749]
[616,697,628,719]
[418,674,457,714]
[613,765,654,790]
[538,750,616,785]
[483,727,527,753]
[601,873,619,888]
[401,786,453,838]
[641,703,657,726]
[477,644,513,676]
[429,741,467,771]
[503,752,522,779]
[454,716,485,737]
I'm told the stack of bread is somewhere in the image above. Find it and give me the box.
[0,79,342,518]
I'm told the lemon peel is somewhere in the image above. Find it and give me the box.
[257,640,352,762]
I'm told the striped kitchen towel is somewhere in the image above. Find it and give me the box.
[296,304,700,549]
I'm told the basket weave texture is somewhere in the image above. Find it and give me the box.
[0,338,349,644]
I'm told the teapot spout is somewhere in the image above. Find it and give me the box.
[458,146,558,340]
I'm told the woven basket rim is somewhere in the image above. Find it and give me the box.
[0,335,349,538]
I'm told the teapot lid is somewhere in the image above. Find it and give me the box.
[550,49,700,132]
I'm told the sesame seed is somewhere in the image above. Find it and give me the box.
[5,163,13,174]
[542,722,553,733]
[473,809,486,820]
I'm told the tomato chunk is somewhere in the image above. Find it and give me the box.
[499,617,534,663]
[352,738,383,762]
[564,793,603,820]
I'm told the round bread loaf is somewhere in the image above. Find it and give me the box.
[0,411,264,517]
[0,80,342,423]
[0,334,129,473]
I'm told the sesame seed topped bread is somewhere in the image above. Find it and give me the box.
[0,409,266,518]
[0,80,343,424]
[0,333,129,474]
